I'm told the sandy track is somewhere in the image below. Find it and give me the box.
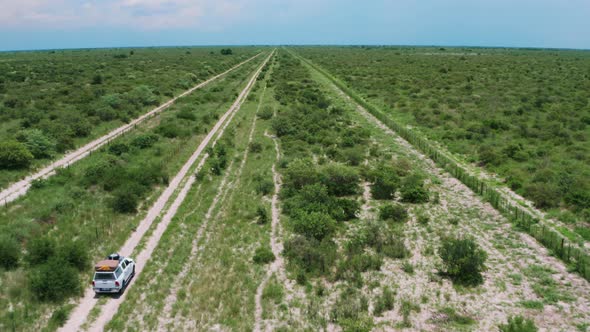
[254,130,289,332]
[0,53,262,206]
[58,51,274,332]
[160,83,268,331]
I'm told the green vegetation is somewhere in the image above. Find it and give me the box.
[439,237,487,286]
[0,47,260,188]
[0,53,265,330]
[295,46,590,228]
[499,315,538,332]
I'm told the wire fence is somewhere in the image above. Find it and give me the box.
[297,52,590,281]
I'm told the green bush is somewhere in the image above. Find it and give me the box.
[57,241,89,271]
[249,142,263,153]
[439,237,487,286]
[291,211,336,241]
[26,237,56,266]
[373,287,395,316]
[331,288,372,331]
[498,315,538,332]
[320,163,359,196]
[0,141,33,169]
[368,164,400,200]
[256,205,269,224]
[254,176,274,196]
[253,246,275,264]
[283,236,337,275]
[0,235,20,269]
[332,198,360,221]
[16,129,56,159]
[177,109,196,121]
[524,183,560,209]
[379,203,408,223]
[157,121,182,138]
[28,258,81,302]
[258,106,274,120]
[131,133,159,149]
[108,143,129,156]
[400,174,429,203]
[110,188,140,213]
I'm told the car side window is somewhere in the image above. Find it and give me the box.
[115,267,123,278]
[122,261,127,269]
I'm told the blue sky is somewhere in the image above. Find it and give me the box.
[0,0,589,51]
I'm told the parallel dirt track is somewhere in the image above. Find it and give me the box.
[0,53,262,206]
[58,50,274,332]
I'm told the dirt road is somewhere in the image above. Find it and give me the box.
[58,50,274,332]
[0,53,262,206]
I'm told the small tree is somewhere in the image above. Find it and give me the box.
[17,129,57,159]
[439,237,487,286]
[0,141,33,169]
[320,163,359,196]
[291,211,336,241]
[29,258,81,302]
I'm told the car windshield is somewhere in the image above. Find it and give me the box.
[94,272,115,280]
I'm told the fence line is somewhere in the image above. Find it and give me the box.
[293,51,590,281]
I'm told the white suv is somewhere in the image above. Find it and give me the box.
[92,254,135,294]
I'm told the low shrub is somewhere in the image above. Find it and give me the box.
[131,133,159,149]
[283,236,337,276]
[0,235,20,269]
[26,237,56,266]
[498,315,538,332]
[249,142,263,153]
[254,176,274,196]
[439,237,487,286]
[256,205,269,224]
[368,164,400,200]
[379,203,408,223]
[108,143,129,156]
[258,106,274,120]
[400,174,429,203]
[28,258,81,302]
[110,188,140,213]
[373,287,395,316]
[253,246,275,264]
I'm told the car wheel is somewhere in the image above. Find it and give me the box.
[133,265,136,277]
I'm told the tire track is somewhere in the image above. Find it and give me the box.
[58,50,274,332]
[254,130,291,332]
[0,53,263,205]
[162,83,268,331]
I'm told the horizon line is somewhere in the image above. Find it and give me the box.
[2,43,590,53]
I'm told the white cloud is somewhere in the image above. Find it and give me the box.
[0,0,252,29]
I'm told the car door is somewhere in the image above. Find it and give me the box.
[121,260,129,280]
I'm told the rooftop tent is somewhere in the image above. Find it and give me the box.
[95,259,119,272]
